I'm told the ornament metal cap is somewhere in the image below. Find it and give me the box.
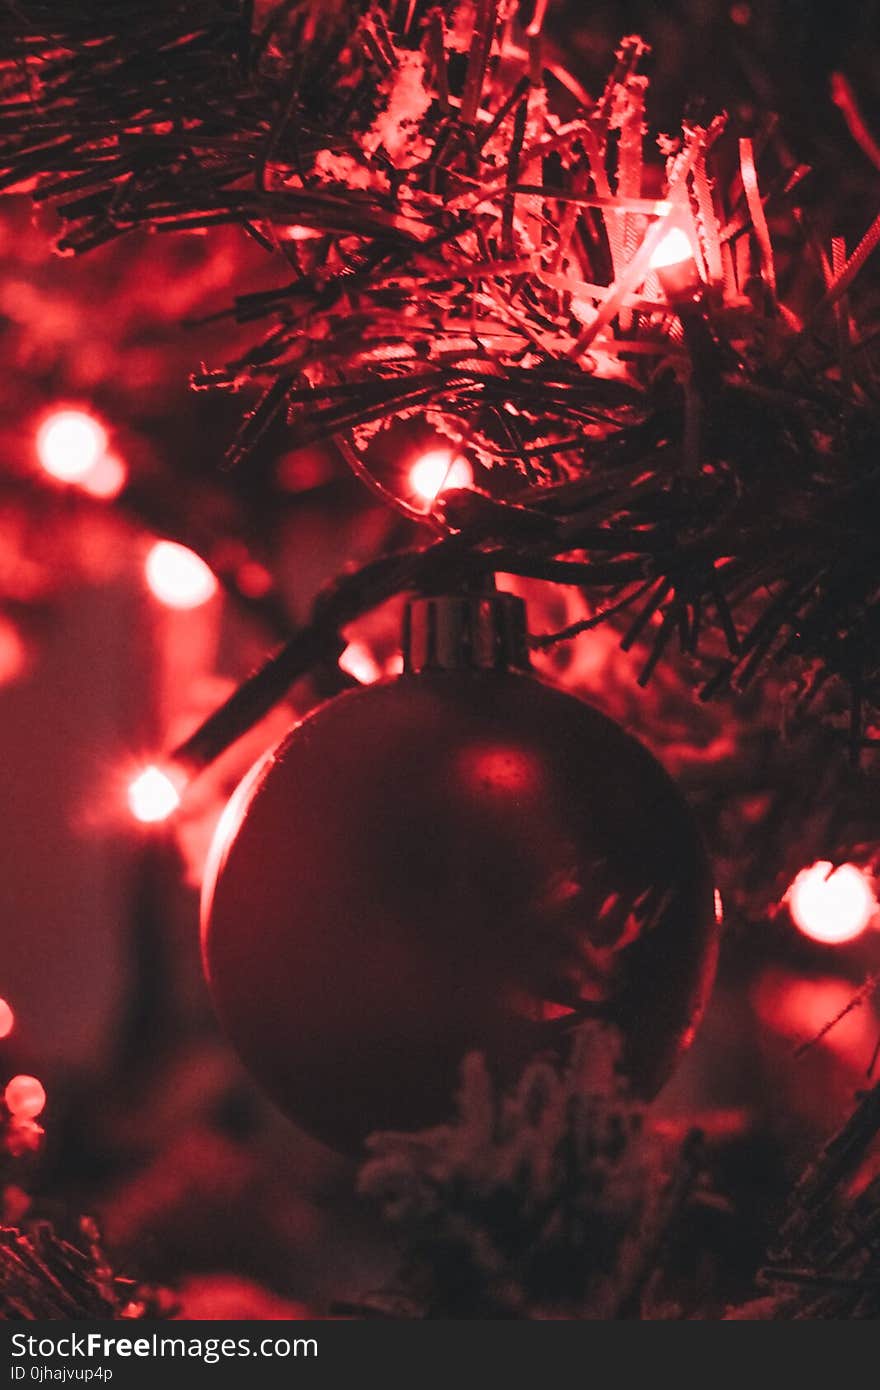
[403,587,531,674]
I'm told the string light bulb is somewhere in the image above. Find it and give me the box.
[36,408,107,483]
[279,224,322,242]
[145,541,218,610]
[338,641,383,686]
[128,764,184,824]
[409,449,473,504]
[786,860,877,945]
[0,998,14,1039]
[649,225,695,272]
[649,224,702,303]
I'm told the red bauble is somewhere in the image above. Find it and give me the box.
[202,595,718,1152]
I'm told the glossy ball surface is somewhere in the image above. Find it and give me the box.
[202,672,718,1151]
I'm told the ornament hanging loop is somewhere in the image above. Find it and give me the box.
[403,587,531,675]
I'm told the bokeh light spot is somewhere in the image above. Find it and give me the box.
[128,765,183,824]
[236,560,273,599]
[0,615,26,687]
[36,409,107,482]
[786,861,876,945]
[0,998,14,1039]
[145,541,218,610]
[4,1074,46,1119]
[80,451,127,500]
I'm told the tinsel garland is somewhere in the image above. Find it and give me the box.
[0,0,878,778]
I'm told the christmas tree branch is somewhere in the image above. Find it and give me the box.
[2,1,878,735]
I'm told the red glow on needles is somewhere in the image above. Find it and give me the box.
[786,861,876,945]
[36,409,108,482]
[145,541,218,610]
[128,765,184,824]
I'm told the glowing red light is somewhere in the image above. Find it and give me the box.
[4,1074,46,1119]
[279,224,322,241]
[538,1001,578,1021]
[79,451,127,500]
[36,409,107,482]
[128,765,183,824]
[786,861,876,945]
[649,226,694,272]
[145,541,218,610]
[752,970,878,1065]
[466,744,542,796]
[236,560,273,599]
[338,641,382,685]
[0,615,26,687]
[0,998,14,1039]
[409,450,473,504]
